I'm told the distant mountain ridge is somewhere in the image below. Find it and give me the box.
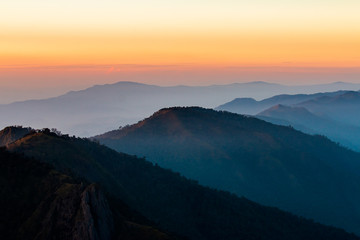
[95,107,360,234]
[258,104,329,125]
[216,90,350,115]
[1,81,360,136]
[217,90,360,150]
[256,104,360,150]
[296,91,360,127]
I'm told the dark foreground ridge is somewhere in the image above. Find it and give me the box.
[1,126,359,240]
[0,147,180,240]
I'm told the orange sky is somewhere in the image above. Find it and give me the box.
[0,0,360,102]
[2,30,360,67]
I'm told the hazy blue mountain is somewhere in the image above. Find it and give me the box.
[1,81,360,137]
[3,127,358,240]
[257,104,360,151]
[217,90,360,151]
[258,104,329,126]
[95,107,360,234]
[216,90,348,115]
[296,91,360,127]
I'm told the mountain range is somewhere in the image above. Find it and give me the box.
[1,126,358,240]
[296,91,360,127]
[95,107,360,234]
[1,81,360,137]
[215,90,350,115]
[3,80,360,239]
[217,90,360,151]
[257,104,360,151]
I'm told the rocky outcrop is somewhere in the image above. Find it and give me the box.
[0,149,177,240]
[76,184,114,240]
[15,182,114,240]
[0,126,32,146]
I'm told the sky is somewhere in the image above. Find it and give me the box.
[1,0,360,103]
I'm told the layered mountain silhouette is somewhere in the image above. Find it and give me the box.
[1,127,358,240]
[95,107,360,234]
[1,81,360,137]
[296,91,360,127]
[216,90,348,115]
[0,148,179,240]
[257,104,360,151]
[217,90,360,150]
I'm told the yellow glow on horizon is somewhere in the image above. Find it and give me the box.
[1,28,359,68]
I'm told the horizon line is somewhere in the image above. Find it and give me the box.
[2,80,360,106]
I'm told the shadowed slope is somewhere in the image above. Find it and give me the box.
[0,148,177,240]
[3,128,358,240]
[95,107,360,234]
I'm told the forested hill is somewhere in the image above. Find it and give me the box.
[2,127,358,239]
[95,107,360,234]
[0,147,179,240]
